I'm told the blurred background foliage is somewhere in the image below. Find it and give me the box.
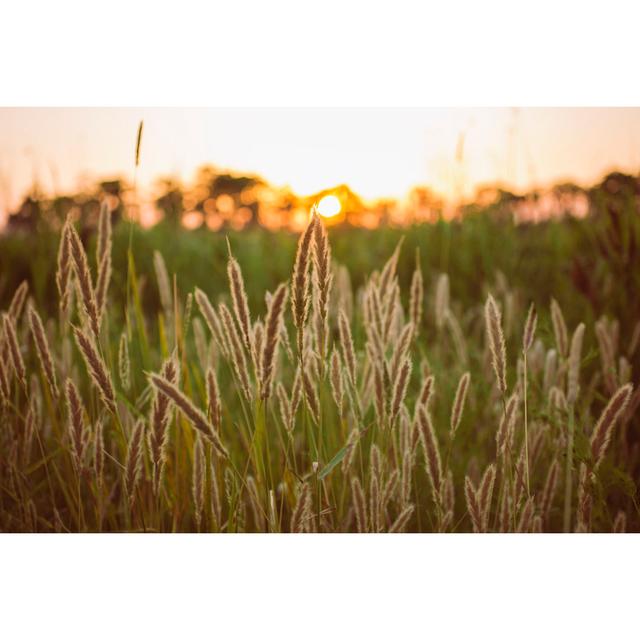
[0,168,639,349]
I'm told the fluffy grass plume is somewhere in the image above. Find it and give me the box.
[590,384,633,470]
[291,211,315,359]
[28,306,58,398]
[67,223,101,339]
[485,294,507,396]
[72,326,117,415]
[149,372,229,459]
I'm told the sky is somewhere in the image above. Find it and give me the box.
[1,107,639,220]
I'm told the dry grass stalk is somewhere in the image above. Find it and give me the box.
[22,402,35,463]
[312,214,332,359]
[260,283,288,400]
[417,375,435,410]
[478,463,497,530]
[400,449,412,506]
[523,303,537,353]
[183,292,194,333]
[485,294,507,396]
[149,372,228,459]
[291,212,316,359]
[390,358,412,426]
[595,319,618,394]
[516,496,535,533]
[370,444,383,485]
[206,367,222,431]
[341,428,360,474]
[381,282,400,345]
[226,246,253,353]
[67,224,101,339]
[389,322,414,382]
[95,249,111,325]
[329,349,344,416]
[291,367,302,418]
[338,309,357,387]
[153,251,173,321]
[409,249,423,336]
[539,458,559,524]
[364,283,383,358]
[97,201,112,267]
[382,469,399,510]
[417,406,442,506]
[210,460,222,529]
[378,239,402,304]
[94,419,105,491]
[351,476,368,533]
[464,477,484,533]
[443,470,455,515]
[445,310,468,367]
[435,274,449,330]
[72,326,117,415]
[496,392,518,457]
[65,379,89,471]
[550,298,568,358]
[372,358,386,425]
[95,202,112,323]
[0,357,11,402]
[369,473,381,532]
[566,323,585,405]
[548,386,567,416]
[499,487,512,533]
[514,447,527,506]
[450,372,470,438]
[148,358,178,493]
[56,220,73,312]
[28,306,58,397]
[252,321,264,378]
[194,288,230,359]
[543,349,557,393]
[3,313,26,388]
[192,318,209,371]
[219,303,251,401]
[8,281,29,321]
[590,383,633,470]
[301,366,320,425]
[118,332,130,391]
[575,463,593,532]
[290,482,311,533]
[192,436,205,529]
[276,382,293,433]
[124,420,144,504]
[389,504,415,533]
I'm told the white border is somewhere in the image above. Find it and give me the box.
[1,1,640,106]
[1,533,638,639]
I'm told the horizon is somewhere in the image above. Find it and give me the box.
[1,107,639,224]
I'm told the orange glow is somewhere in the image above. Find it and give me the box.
[1,108,640,227]
[317,194,341,218]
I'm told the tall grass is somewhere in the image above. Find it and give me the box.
[0,206,637,532]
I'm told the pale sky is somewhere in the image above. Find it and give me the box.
[1,108,639,220]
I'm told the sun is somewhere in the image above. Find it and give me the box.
[316,194,342,218]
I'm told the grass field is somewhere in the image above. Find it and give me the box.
[0,194,638,532]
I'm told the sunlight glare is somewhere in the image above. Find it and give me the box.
[317,194,342,218]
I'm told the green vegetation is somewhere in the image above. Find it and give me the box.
[0,177,638,532]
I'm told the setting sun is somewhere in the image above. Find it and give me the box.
[317,194,342,218]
